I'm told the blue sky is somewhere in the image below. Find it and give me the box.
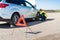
[36,0,60,10]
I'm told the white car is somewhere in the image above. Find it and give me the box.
[0,0,38,25]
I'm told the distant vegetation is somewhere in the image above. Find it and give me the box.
[44,10,60,13]
[54,10,60,12]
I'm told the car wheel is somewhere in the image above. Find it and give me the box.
[35,13,40,21]
[10,14,20,27]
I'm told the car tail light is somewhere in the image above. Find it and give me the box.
[0,3,9,8]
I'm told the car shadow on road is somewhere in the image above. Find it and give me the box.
[0,18,54,29]
[27,18,54,27]
[0,23,10,28]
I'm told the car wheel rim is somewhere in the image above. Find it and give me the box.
[13,14,19,24]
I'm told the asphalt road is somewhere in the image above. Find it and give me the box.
[0,12,60,40]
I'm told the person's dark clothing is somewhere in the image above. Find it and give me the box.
[41,12,46,21]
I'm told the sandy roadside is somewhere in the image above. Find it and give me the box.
[34,33,60,40]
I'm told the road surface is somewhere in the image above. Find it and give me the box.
[0,12,60,40]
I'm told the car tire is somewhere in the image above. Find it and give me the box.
[10,13,20,27]
[35,13,40,21]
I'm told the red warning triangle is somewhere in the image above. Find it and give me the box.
[16,15,27,27]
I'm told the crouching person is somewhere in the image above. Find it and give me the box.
[39,9,47,21]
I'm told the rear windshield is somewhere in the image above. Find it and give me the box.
[6,0,26,5]
[0,0,2,2]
